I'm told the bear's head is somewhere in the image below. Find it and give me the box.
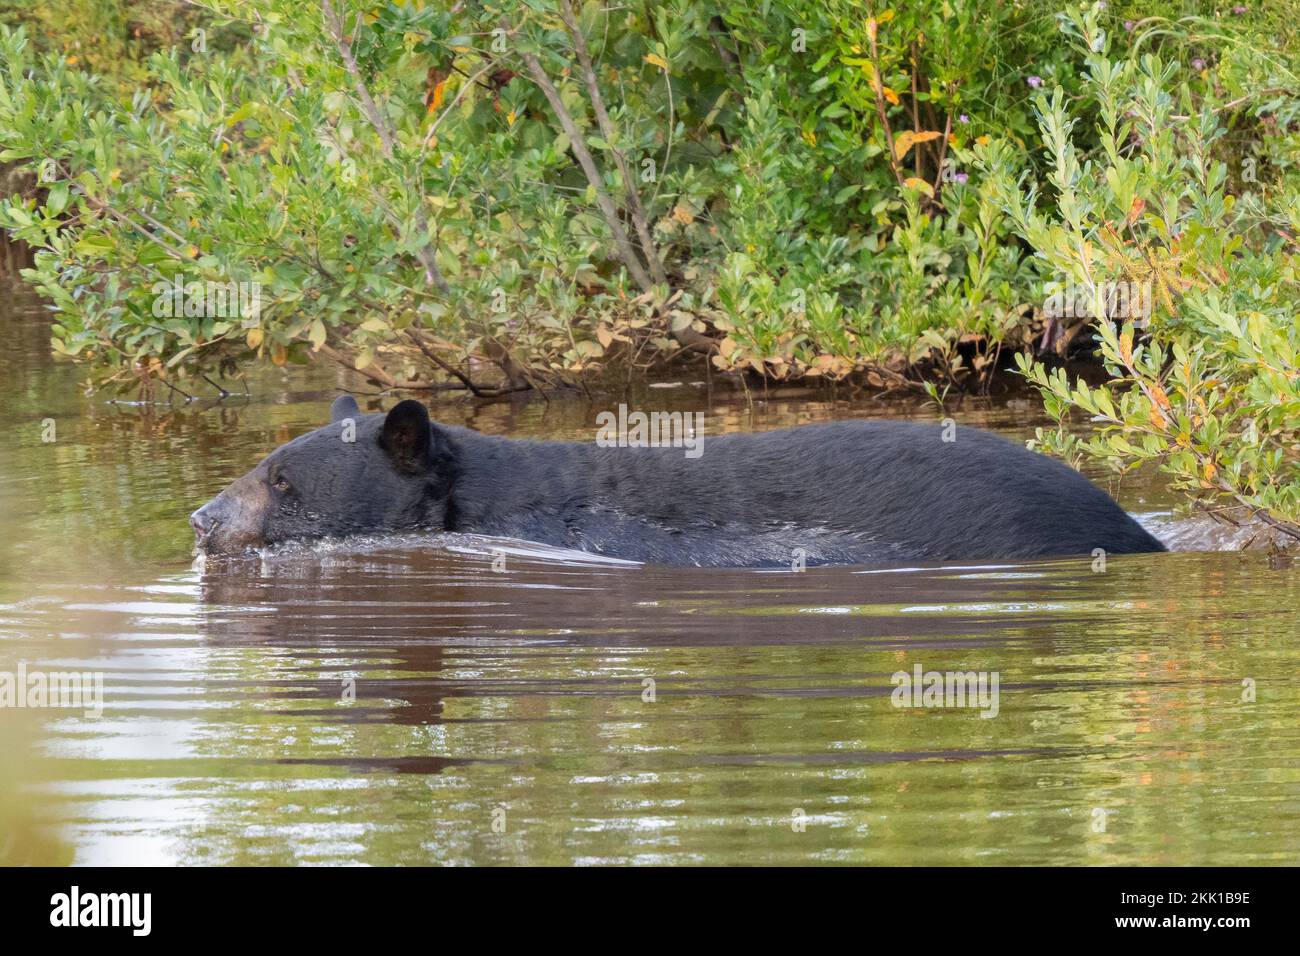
[190,397,456,556]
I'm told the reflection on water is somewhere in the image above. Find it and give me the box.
[1,278,1298,865]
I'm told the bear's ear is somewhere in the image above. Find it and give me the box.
[330,394,360,423]
[380,400,433,472]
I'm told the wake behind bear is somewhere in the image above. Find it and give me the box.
[190,395,1165,567]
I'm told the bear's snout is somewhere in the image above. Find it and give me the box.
[190,504,218,541]
[191,495,242,553]
[191,476,271,555]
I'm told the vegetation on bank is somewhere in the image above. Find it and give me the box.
[0,1,1298,539]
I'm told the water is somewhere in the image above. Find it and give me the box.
[1,278,1297,866]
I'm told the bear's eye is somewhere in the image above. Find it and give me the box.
[273,475,292,493]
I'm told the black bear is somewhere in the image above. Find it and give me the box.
[190,395,1165,566]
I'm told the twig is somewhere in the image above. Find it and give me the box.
[1169,87,1291,122]
[160,378,195,403]
[421,62,495,151]
[1249,506,1300,543]
[868,28,906,188]
[201,373,231,398]
[519,46,657,293]
[910,42,922,179]
[321,0,451,294]
[404,330,524,397]
[557,0,667,286]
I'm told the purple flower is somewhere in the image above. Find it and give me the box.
[959,113,969,123]
[1232,5,1248,14]
[955,172,969,184]
[1027,75,1043,89]
[1191,58,1206,70]
[1124,20,1135,31]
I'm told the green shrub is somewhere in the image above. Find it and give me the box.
[0,0,1073,394]
[979,3,1300,539]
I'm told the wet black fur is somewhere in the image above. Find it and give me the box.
[197,397,1166,567]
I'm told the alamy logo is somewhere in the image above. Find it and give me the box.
[890,664,1000,718]
[151,276,261,319]
[1043,279,1152,326]
[0,662,103,718]
[49,886,151,936]
[595,403,704,459]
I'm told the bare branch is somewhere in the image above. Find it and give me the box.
[519,46,657,293]
[321,0,451,294]
[557,0,667,286]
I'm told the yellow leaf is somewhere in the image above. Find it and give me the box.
[1126,195,1146,226]
[246,328,263,349]
[878,9,896,23]
[894,130,941,161]
[975,134,990,146]
[882,86,900,105]
[902,177,934,197]
[644,52,669,71]
[861,60,881,94]
[428,79,447,114]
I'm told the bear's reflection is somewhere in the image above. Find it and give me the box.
[195,543,1045,730]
